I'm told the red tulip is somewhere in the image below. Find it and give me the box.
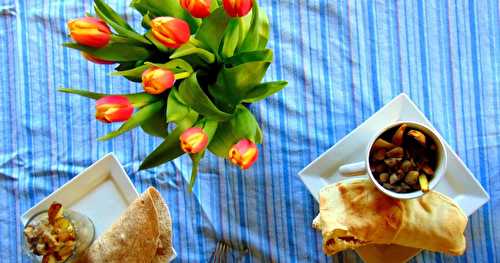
[95,96,134,123]
[141,67,175,95]
[228,139,258,169]
[180,127,209,154]
[82,52,115,64]
[222,0,252,17]
[67,17,111,48]
[151,17,190,48]
[180,0,211,18]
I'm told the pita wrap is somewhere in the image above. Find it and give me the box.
[78,187,173,263]
[147,187,175,261]
[313,180,467,257]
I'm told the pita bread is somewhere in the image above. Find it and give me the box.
[78,187,173,263]
[147,187,175,261]
[313,180,467,256]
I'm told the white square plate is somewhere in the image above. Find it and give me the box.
[22,153,139,236]
[21,153,178,262]
[298,93,489,261]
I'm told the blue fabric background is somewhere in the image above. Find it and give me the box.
[0,0,498,262]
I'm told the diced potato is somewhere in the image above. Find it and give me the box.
[53,218,72,231]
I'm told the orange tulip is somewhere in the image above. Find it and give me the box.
[82,52,115,64]
[95,96,134,123]
[180,127,209,154]
[67,17,111,48]
[151,17,190,49]
[142,67,175,95]
[222,0,252,17]
[228,139,258,169]
[180,0,211,18]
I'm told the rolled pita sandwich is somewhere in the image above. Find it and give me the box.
[77,187,174,263]
[313,179,467,256]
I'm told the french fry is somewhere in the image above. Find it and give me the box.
[419,174,429,192]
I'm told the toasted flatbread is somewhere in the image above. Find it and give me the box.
[314,180,467,256]
[78,187,173,263]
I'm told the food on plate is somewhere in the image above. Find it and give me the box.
[24,202,76,262]
[77,187,173,263]
[313,180,467,256]
[369,124,438,193]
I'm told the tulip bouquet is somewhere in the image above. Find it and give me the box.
[60,0,286,190]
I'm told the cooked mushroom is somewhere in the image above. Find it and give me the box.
[384,158,401,167]
[421,163,434,175]
[408,130,426,145]
[372,138,397,150]
[392,124,407,145]
[373,149,386,161]
[386,147,404,158]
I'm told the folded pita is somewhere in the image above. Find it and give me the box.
[313,180,467,256]
[77,187,174,263]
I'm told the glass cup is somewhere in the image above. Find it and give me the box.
[23,209,95,262]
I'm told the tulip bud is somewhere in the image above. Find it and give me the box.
[180,0,211,18]
[95,96,134,123]
[151,17,191,48]
[228,139,258,169]
[222,0,252,17]
[142,67,175,95]
[67,17,111,48]
[82,52,115,64]
[180,127,209,154]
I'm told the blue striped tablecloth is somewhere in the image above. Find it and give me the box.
[1,0,498,262]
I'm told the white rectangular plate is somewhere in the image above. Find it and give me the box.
[21,153,177,261]
[22,153,139,236]
[298,93,489,261]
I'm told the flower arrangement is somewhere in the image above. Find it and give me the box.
[61,0,287,190]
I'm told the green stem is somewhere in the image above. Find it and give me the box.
[188,151,205,192]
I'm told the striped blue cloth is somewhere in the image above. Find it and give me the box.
[1,0,498,262]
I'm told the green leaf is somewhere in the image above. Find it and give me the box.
[94,0,133,29]
[170,43,215,64]
[167,88,191,123]
[224,49,272,66]
[110,35,140,44]
[243,81,288,102]
[140,103,168,138]
[94,0,151,45]
[130,0,200,32]
[125,93,160,108]
[139,109,199,170]
[58,88,106,100]
[111,64,149,82]
[178,73,233,121]
[64,42,151,62]
[221,19,240,59]
[145,59,193,73]
[145,30,170,53]
[195,8,230,57]
[98,100,164,141]
[209,55,272,109]
[239,0,269,52]
[58,88,159,108]
[208,105,262,157]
